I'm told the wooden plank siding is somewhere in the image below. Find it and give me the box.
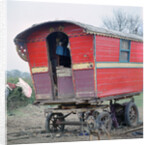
[95,35,143,98]
[26,29,52,99]
[64,24,84,37]
[70,35,94,63]
[70,35,95,98]
[130,41,143,63]
[27,41,48,67]
[32,72,53,99]
[73,69,95,97]
[96,36,120,62]
[97,68,143,97]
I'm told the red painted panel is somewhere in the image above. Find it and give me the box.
[97,68,143,97]
[26,23,87,67]
[64,24,83,35]
[27,27,49,41]
[26,23,84,43]
[130,41,143,63]
[70,35,94,64]
[27,41,48,67]
[96,36,120,62]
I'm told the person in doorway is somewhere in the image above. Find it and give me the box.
[56,37,70,67]
[56,40,64,66]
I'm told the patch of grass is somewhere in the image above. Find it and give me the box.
[116,92,143,108]
[7,77,35,112]
[134,92,143,108]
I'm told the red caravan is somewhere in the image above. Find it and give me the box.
[14,20,143,104]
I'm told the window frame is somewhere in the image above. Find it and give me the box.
[119,39,131,62]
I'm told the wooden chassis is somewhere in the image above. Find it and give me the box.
[34,92,141,106]
[43,92,141,134]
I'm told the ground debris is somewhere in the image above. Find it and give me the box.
[7,104,143,145]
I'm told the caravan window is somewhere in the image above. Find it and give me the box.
[120,39,131,62]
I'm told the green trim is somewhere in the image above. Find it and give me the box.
[119,39,131,62]
[119,39,122,62]
[120,49,130,52]
[129,40,131,62]
[96,67,143,69]
[95,62,143,64]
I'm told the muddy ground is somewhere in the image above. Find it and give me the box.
[7,104,143,145]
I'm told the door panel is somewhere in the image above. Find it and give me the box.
[57,67,75,99]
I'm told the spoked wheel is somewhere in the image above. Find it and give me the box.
[124,102,139,127]
[45,113,65,133]
[96,112,112,133]
[92,110,100,119]
[86,115,97,132]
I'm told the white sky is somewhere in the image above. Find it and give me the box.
[7,0,143,72]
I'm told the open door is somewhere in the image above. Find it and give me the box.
[46,32,75,100]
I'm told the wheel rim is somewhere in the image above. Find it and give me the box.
[97,112,112,132]
[92,111,100,119]
[86,115,96,132]
[101,115,111,130]
[129,106,138,125]
[49,113,64,132]
[125,102,139,126]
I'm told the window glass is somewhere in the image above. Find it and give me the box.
[122,40,129,50]
[120,51,129,61]
[120,39,130,62]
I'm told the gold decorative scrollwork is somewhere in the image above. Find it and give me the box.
[49,27,55,33]
[49,25,64,33]
[58,26,64,31]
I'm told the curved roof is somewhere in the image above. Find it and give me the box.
[14,20,143,42]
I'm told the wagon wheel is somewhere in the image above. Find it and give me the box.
[79,112,86,122]
[96,112,112,133]
[86,115,97,133]
[92,111,100,119]
[124,102,139,127]
[79,110,99,121]
[45,113,65,133]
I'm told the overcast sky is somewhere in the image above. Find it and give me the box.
[7,0,143,72]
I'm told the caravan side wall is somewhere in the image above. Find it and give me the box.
[95,35,143,98]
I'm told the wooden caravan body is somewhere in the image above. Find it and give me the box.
[14,20,143,104]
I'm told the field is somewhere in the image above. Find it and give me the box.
[117,93,143,107]
[7,94,143,145]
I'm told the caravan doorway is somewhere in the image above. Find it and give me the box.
[46,32,74,99]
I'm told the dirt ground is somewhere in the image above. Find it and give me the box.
[7,104,143,145]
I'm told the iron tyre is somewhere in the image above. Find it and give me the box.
[45,113,65,133]
[124,102,139,127]
[96,112,112,132]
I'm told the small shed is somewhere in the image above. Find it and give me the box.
[14,20,143,104]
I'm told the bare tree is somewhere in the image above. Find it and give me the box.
[102,10,143,36]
